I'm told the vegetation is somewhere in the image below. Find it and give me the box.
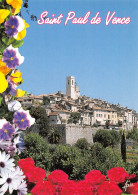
[48,127,62,144]
[127,127,138,143]
[74,138,89,150]
[121,131,126,163]
[20,132,51,170]
[43,96,50,105]
[21,132,129,180]
[30,106,49,136]
[68,112,81,124]
[93,129,120,148]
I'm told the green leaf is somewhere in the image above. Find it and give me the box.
[2,36,11,45]
[0,108,5,116]
[0,96,3,106]
[0,41,7,53]
[12,39,24,48]
[0,55,2,60]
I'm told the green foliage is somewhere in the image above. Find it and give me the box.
[121,132,126,163]
[30,106,49,136]
[127,127,138,143]
[110,130,121,147]
[12,39,24,48]
[0,95,13,122]
[74,138,89,150]
[20,132,51,170]
[43,96,50,105]
[89,143,125,175]
[93,129,120,148]
[93,129,112,147]
[68,112,81,124]
[48,127,62,144]
[51,145,81,177]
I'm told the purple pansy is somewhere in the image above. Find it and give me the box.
[5,16,19,38]
[0,122,15,141]
[4,77,17,96]
[2,45,24,69]
[13,110,35,130]
[2,47,19,69]
[13,111,30,130]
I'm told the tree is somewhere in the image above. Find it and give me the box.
[93,129,113,147]
[110,130,120,147]
[75,138,89,150]
[30,106,49,137]
[93,129,121,148]
[48,127,62,144]
[43,96,50,105]
[68,112,81,124]
[127,127,138,143]
[121,131,126,163]
[20,132,51,170]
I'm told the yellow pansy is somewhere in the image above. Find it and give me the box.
[15,20,29,40]
[10,70,23,83]
[6,0,23,10]
[0,60,11,75]
[0,72,8,93]
[16,89,25,97]
[0,9,10,24]
[12,7,20,15]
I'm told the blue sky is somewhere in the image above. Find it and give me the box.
[20,0,138,112]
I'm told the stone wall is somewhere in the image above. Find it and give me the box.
[28,124,96,145]
[65,124,94,145]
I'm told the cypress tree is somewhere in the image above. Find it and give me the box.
[121,131,126,163]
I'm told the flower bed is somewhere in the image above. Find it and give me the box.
[0,0,137,194]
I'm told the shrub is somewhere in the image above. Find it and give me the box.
[68,112,81,124]
[51,145,82,177]
[93,130,113,147]
[74,138,90,150]
[30,106,49,136]
[93,129,120,148]
[20,132,51,170]
[89,143,125,175]
[71,153,92,180]
[127,127,138,143]
[48,127,62,144]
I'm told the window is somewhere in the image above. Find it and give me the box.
[112,115,114,118]
[104,114,106,118]
[72,80,73,85]
[96,114,98,117]
[68,80,69,85]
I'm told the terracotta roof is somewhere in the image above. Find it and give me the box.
[92,107,116,112]
[49,112,58,116]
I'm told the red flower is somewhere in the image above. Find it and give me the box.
[127,174,137,180]
[47,170,68,185]
[107,167,129,183]
[97,181,122,195]
[18,158,35,174]
[25,167,46,183]
[61,180,93,195]
[31,181,55,195]
[85,170,106,185]
[126,182,138,194]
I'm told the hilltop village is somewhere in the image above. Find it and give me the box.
[18,76,138,131]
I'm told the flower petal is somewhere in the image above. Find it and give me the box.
[0,9,10,24]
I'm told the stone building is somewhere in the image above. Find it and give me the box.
[66,76,80,99]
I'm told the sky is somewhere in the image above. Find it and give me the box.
[20,0,138,112]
